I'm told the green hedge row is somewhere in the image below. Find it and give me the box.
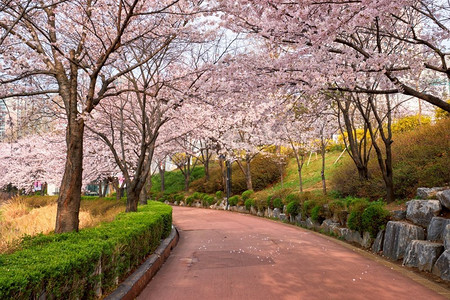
[0,201,172,299]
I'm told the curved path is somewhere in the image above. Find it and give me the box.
[138,207,449,300]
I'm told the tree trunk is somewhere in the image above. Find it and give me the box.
[159,165,165,192]
[245,157,253,191]
[98,183,103,197]
[219,157,226,193]
[126,185,139,212]
[101,179,108,197]
[55,120,84,233]
[204,157,210,182]
[184,173,190,192]
[321,141,327,195]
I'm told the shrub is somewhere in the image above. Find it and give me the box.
[302,200,316,218]
[244,199,254,210]
[311,205,326,223]
[331,119,450,200]
[215,191,223,199]
[0,202,172,299]
[273,198,283,209]
[266,195,274,209]
[347,198,369,233]
[286,201,300,217]
[285,193,300,204]
[242,190,254,201]
[185,196,194,206]
[190,154,282,194]
[228,195,239,206]
[361,201,390,238]
[203,195,216,206]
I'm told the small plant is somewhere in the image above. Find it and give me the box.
[185,196,194,206]
[311,205,326,223]
[228,195,239,206]
[302,200,316,218]
[215,191,223,199]
[361,201,390,238]
[242,190,254,201]
[273,198,283,209]
[266,195,274,209]
[244,199,254,210]
[285,193,300,204]
[286,201,300,217]
[347,198,369,233]
[202,195,215,206]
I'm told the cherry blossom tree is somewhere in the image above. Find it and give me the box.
[0,0,205,232]
[218,0,450,112]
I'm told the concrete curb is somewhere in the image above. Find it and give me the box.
[105,226,179,300]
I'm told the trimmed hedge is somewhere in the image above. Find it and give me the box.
[0,201,172,299]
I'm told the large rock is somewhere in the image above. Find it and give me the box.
[444,224,450,250]
[279,213,287,222]
[306,218,321,230]
[295,214,302,224]
[361,232,373,249]
[437,190,450,210]
[406,200,441,227]
[321,219,339,234]
[427,217,450,241]
[432,250,450,281]
[391,210,406,221]
[340,228,363,245]
[383,221,425,261]
[403,240,444,272]
[417,187,447,199]
[272,208,281,219]
[372,230,384,254]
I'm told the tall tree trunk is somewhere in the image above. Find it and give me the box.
[101,179,108,197]
[184,173,190,192]
[55,120,84,233]
[126,185,139,212]
[219,157,226,193]
[321,140,327,195]
[245,156,253,191]
[204,156,210,182]
[159,164,165,192]
[139,174,152,205]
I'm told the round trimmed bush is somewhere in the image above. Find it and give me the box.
[273,198,283,209]
[286,201,300,217]
[242,190,254,201]
[244,199,254,210]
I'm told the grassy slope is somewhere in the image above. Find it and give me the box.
[150,166,205,194]
[256,151,343,198]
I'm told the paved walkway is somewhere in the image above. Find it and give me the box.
[138,206,449,300]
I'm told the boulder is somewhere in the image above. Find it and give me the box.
[406,200,441,227]
[306,217,320,230]
[417,187,447,199]
[295,214,302,225]
[321,219,339,234]
[257,211,264,217]
[444,224,450,250]
[383,221,425,261]
[179,201,185,206]
[237,206,246,213]
[273,208,281,219]
[361,232,373,249]
[250,206,257,215]
[391,210,406,221]
[372,230,384,254]
[403,240,444,272]
[340,228,363,245]
[427,217,450,241]
[279,213,287,221]
[436,190,450,210]
[432,250,450,281]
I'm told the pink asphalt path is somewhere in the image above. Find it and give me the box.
[138,206,449,300]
